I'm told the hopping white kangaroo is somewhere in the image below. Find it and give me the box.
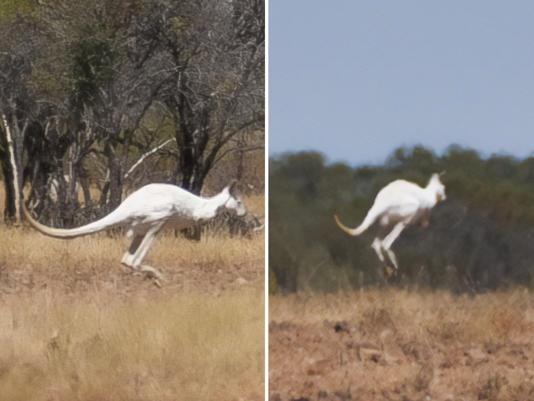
[334,173,446,276]
[24,180,246,282]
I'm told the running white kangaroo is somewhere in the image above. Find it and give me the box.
[334,173,446,276]
[24,180,246,282]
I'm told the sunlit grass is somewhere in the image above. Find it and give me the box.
[0,289,263,401]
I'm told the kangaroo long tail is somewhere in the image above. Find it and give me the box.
[334,207,378,236]
[23,203,125,239]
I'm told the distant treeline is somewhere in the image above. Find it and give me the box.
[269,145,534,293]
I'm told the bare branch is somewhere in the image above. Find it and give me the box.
[123,139,174,180]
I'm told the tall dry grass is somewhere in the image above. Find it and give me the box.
[0,189,264,401]
[270,288,534,344]
[0,289,263,401]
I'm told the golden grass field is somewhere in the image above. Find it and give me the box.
[270,289,534,401]
[0,190,264,401]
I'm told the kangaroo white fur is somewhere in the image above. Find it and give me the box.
[24,180,246,281]
[334,173,446,274]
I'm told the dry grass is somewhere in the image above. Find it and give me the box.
[0,192,265,401]
[270,289,534,401]
[271,289,534,344]
[0,289,263,401]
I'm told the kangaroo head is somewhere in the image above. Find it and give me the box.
[429,172,446,202]
[223,179,247,216]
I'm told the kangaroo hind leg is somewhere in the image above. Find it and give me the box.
[121,233,144,268]
[381,222,406,273]
[131,222,165,280]
[371,237,386,263]
[121,223,164,281]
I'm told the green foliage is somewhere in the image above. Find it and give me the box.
[0,0,35,21]
[270,146,534,293]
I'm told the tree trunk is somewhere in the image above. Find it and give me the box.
[173,137,204,240]
[78,167,92,207]
[0,156,16,223]
[1,113,23,224]
[104,142,123,212]
[177,148,196,192]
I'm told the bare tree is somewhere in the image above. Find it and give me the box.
[35,0,170,216]
[0,0,264,232]
[0,16,39,223]
[152,0,264,194]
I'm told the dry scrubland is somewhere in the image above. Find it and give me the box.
[270,289,534,401]
[0,195,264,401]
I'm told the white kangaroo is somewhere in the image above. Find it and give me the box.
[24,180,246,282]
[334,173,446,275]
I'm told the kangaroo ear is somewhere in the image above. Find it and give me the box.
[227,179,239,197]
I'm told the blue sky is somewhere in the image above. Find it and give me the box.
[269,1,534,165]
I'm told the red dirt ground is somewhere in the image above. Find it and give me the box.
[270,291,534,401]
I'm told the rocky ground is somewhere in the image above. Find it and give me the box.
[270,289,534,401]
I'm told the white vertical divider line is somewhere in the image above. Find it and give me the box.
[264,0,270,399]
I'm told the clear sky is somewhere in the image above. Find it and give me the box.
[269,1,534,165]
